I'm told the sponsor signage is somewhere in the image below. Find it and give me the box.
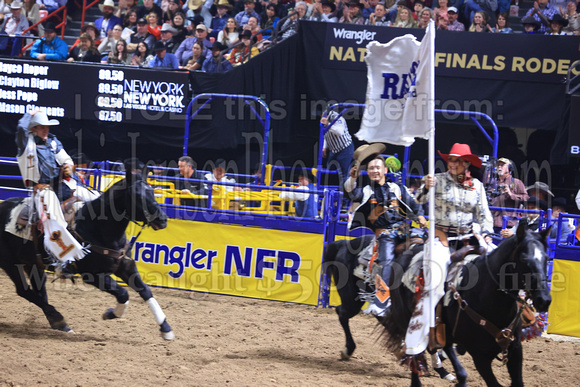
[0,59,189,127]
[322,23,580,84]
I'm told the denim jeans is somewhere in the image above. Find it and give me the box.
[327,142,354,182]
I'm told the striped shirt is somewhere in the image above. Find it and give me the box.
[323,115,353,154]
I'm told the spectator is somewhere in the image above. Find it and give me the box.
[131,40,154,66]
[227,29,259,65]
[217,16,239,47]
[176,155,206,207]
[443,6,463,30]
[127,17,156,52]
[23,0,43,36]
[171,11,188,45]
[0,1,29,55]
[393,5,416,27]
[147,11,162,39]
[525,181,554,203]
[468,10,492,32]
[362,0,379,19]
[547,12,570,33]
[521,15,541,33]
[490,158,528,233]
[157,22,178,52]
[210,0,231,36]
[235,0,261,27]
[186,0,213,29]
[107,38,131,64]
[30,21,67,61]
[162,0,181,24]
[388,1,407,23]
[148,40,179,68]
[67,32,102,62]
[464,0,498,28]
[37,0,66,13]
[242,15,263,41]
[551,197,574,240]
[96,0,123,40]
[123,8,138,30]
[116,0,136,20]
[311,0,337,22]
[262,4,280,36]
[412,0,424,20]
[524,0,560,34]
[367,1,389,25]
[280,1,308,39]
[492,11,512,32]
[320,110,354,184]
[418,7,434,28]
[202,40,233,73]
[279,169,318,218]
[137,0,163,23]
[175,23,211,65]
[98,23,123,54]
[562,0,580,34]
[433,0,449,27]
[182,40,205,69]
[340,0,365,24]
[501,196,546,237]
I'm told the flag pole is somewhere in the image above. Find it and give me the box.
[427,20,436,329]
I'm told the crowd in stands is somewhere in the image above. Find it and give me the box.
[2,0,579,70]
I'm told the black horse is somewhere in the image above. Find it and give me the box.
[381,222,552,386]
[0,169,174,340]
[323,234,454,380]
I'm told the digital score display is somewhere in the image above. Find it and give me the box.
[569,95,580,158]
[0,59,190,128]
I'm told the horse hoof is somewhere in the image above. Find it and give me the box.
[161,330,175,341]
[62,326,76,334]
[102,308,118,320]
[340,348,351,360]
[434,367,456,381]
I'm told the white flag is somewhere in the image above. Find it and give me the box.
[356,21,435,146]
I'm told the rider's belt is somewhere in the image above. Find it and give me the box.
[435,224,472,235]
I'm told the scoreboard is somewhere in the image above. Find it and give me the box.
[0,58,190,128]
[570,95,580,158]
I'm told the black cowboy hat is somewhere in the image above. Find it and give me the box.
[124,157,145,172]
[210,41,226,51]
[526,196,548,211]
[521,16,540,28]
[152,41,167,52]
[346,0,364,9]
[321,0,336,12]
[550,13,569,26]
[43,21,57,32]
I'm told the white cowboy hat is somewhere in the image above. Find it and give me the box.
[28,112,59,130]
[160,23,178,34]
[99,0,117,12]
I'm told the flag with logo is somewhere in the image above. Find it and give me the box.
[356,21,435,146]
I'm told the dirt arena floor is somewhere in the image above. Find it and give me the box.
[1,271,580,387]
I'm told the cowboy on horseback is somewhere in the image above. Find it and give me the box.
[404,143,494,364]
[15,110,99,265]
[344,143,427,317]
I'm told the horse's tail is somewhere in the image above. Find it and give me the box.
[381,245,422,352]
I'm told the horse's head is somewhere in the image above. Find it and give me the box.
[124,170,168,230]
[510,222,552,312]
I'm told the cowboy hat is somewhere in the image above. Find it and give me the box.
[525,181,554,197]
[321,0,336,12]
[152,41,167,52]
[550,13,569,26]
[160,23,178,34]
[28,112,59,130]
[521,16,540,28]
[99,0,117,12]
[81,22,99,34]
[353,143,386,166]
[438,143,482,168]
[526,196,548,211]
[216,0,233,9]
[346,0,364,9]
[10,1,23,9]
[188,0,204,10]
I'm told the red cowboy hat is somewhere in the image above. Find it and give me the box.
[438,143,482,168]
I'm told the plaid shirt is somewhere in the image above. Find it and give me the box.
[526,4,560,34]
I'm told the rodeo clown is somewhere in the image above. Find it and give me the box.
[15,110,99,264]
[344,143,426,316]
